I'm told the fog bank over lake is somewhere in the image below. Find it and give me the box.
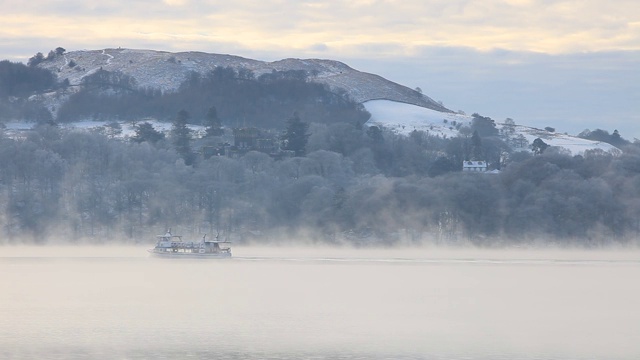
[2,246,639,359]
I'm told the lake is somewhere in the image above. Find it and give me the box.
[1,245,639,359]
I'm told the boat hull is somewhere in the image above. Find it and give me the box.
[147,249,232,259]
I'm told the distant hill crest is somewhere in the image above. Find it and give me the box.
[38,48,449,112]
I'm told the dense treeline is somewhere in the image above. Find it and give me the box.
[0,60,57,98]
[56,67,370,129]
[578,128,630,148]
[0,60,57,123]
[1,121,639,246]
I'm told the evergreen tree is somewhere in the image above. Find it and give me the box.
[281,112,310,156]
[470,113,498,137]
[367,125,390,171]
[204,106,224,137]
[471,130,483,160]
[171,110,195,165]
[531,138,549,155]
[132,122,165,144]
[27,52,45,67]
[428,156,458,177]
[610,129,628,147]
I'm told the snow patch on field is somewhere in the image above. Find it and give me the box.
[364,99,470,138]
[363,99,620,156]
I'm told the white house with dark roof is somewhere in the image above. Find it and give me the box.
[462,160,487,172]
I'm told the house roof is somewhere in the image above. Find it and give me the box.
[463,160,486,167]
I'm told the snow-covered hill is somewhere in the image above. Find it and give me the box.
[364,100,620,155]
[26,48,620,156]
[37,48,448,112]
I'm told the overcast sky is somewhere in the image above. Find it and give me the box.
[2,0,639,138]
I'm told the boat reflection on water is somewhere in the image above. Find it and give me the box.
[147,229,231,258]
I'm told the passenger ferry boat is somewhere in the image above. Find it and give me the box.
[148,230,232,258]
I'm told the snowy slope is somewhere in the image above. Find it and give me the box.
[510,124,620,155]
[364,100,471,138]
[37,48,448,112]
[363,100,620,155]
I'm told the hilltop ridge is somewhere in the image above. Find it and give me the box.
[38,48,449,112]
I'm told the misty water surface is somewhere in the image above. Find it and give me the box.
[1,245,639,359]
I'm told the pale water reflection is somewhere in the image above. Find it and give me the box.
[1,246,639,359]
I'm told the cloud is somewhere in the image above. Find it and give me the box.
[1,0,639,58]
[163,0,188,6]
[308,43,329,52]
